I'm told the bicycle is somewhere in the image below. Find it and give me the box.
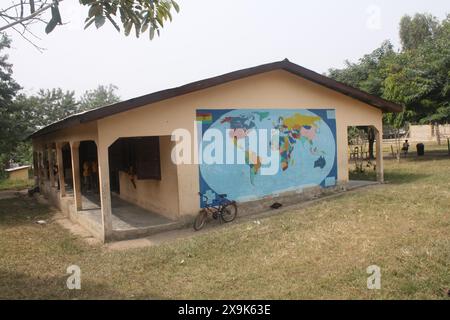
[193,192,238,231]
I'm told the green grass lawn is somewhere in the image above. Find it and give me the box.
[0,148,449,299]
[0,179,34,191]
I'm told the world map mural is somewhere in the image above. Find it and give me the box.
[197,109,337,207]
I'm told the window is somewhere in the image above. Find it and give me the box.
[134,137,161,180]
[110,137,161,181]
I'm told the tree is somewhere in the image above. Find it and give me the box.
[329,41,396,159]
[329,13,450,154]
[14,84,121,131]
[328,40,396,98]
[329,13,450,126]
[384,14,450,124]
[0,0,180,50]
[15,88,79,129]
[399,13,439,51]
[7,84,120,169]
[79,84,120,111]
[0,33,124,173]
[0,34,23,175]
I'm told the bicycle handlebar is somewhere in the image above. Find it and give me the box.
[198,192,228,202]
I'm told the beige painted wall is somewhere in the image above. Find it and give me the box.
[409,124,450,142]
[34,69,383,219]
[96,69,383,216]
[117,136,180,219]
[33,121,99,148]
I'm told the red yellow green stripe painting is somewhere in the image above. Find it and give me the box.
[196,112,213,123]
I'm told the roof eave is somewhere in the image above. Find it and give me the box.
[30,59,403,139]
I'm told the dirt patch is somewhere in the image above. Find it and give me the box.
[0,189,27,200]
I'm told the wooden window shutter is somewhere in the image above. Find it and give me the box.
[135,137,161,180]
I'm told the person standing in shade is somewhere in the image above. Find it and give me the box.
[91,160,99,193]
[53,164,60,190]
[82,161,91,192]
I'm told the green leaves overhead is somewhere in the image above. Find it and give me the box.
[95,15,106,29]
[399,13,439,51]
[81,0,180,39]
[45,3,62,34]
[329,13,450,126]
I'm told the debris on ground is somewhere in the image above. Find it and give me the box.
[270,202,283,209]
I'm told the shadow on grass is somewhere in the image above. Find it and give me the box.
[385,150,450,162]
[0,196,52,227]
[0,269,126,299]
[384,171,430,184]
[349,169,430,184]
[349,170,377,181]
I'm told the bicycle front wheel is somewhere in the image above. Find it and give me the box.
[221,202,237,223]
[193,210,208,231]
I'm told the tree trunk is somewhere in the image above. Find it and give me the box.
[436,123,441,145]
[395,130,401,162]
[368,127,375,159]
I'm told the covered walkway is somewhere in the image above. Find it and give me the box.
[80,193,173,230]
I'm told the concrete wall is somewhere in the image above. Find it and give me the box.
[33,69,383,220]
[96,70,383,217]
[117,136,180,219]
[409,124,450,142]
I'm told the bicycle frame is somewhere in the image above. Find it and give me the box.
[199,193,233,217]
[194,192,238,231]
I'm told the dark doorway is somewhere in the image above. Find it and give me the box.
[109,141,122,194]
[79,141,99,194]
[108,137,161,194]
[61,143,72,189]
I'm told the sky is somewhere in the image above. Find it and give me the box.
[4,0,450,100]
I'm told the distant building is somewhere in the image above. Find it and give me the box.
[5,165,31,181]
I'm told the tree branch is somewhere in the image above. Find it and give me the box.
[0,15,45,52]
[0,0,62,32]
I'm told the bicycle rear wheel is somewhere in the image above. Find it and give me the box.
[220,202,237,223]
[193,210,208,231]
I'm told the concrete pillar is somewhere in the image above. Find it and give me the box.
[34,150,40,186]
[70,141,82,211]
[48,146,55,188]
[56,143,66,197]
[338,125,349,182]
[38,151,44,186]
[97,142,113,242]
[374,127,384,183]
[43,145,49,181]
